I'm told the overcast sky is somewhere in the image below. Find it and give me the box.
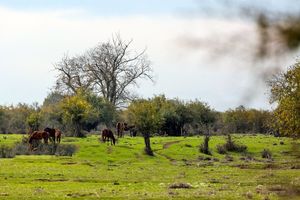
[0,0,298,111]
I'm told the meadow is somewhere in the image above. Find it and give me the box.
[0,134,299,199]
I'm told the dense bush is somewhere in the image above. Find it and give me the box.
[261,149,272,159]
[55,144,78,156]
[1,138,78,157]
[0,145,16,158]
[222,106,272,134]
[216,144,227,154]
[14,142,77,156]
[199,136,211,155]
[224,135,247,152]
[217,135,247,154]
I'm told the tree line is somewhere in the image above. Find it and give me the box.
[0,93,273,137]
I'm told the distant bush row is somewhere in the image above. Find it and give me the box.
[199,134,274,160]
[0,139,77,158]
[0,93,274,137]
[200,134,247,155]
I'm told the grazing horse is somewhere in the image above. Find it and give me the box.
[116,122,124,138]
[101,129,116,145]
[28,131,49,150]
[44,127,56,143]
[55,129,62,143]
[44,127,62,143]
[123,123,137,137]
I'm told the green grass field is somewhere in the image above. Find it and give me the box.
[0,134,299,199]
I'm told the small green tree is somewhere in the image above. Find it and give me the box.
[26,112,41,132]
[161,99,192,136]
[0,107,8,133]
[269,60,300,137]
[7,103,36,134]
[84,92,116,128]
[127,99,164,155]
[187,100,216,135]
[60,92,95,137]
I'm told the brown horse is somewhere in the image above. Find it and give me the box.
[101,129,116,145]
[28,131,49,150]
[44,127,62,143]
[123,123,137,137]
[55,129,62,143]
[116,122,124,138]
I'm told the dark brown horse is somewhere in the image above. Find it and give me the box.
[101,129,116,145]
[116,122,124,138]
[44,127,62,143]
[55,129,62,143]
[123,123,137,137]
[28,131,49,150]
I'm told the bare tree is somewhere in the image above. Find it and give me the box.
[55,35,153,106]
[55,55,92,94]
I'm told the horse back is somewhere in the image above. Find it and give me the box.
[44,127,56,137]
[29,131,48,143]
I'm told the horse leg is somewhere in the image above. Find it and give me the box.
[44,136,48,144]
[29,143,33,151]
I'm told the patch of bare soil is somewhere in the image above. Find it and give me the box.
[268,184,300,197]
[291,142,300,159]
[66,192,98,198]
[35,178,68,182]
[263,163,279,169]
[169,183,193,189]
[107,146,113,154]
[61,162,77,165]
[235,164,250,169]
[155,151,177,164]
[163,140,181,149]
[153,140,182,164]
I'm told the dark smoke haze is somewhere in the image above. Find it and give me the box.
[176,0,300,107]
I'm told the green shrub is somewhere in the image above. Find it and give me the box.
[261,149,272,159]
[199,136,211,155]
[55,144,77,156]
[224,135,247,153]
[0,145,16,158]
[14,142,31,155]
[14,142,77,156]
[216,135,247,154]
[216,144,227,154]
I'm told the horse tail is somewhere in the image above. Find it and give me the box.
[44,131,49,144]
[28,136,33,144]
[101,130,105,142]
[28,132,35,144]
[112,134,116,145]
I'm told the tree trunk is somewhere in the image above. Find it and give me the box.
[143,132,153,156]
[74,123,84,137]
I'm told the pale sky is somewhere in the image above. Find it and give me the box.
[0,0,298,111]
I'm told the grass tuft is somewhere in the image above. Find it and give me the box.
[261,149,272,159]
